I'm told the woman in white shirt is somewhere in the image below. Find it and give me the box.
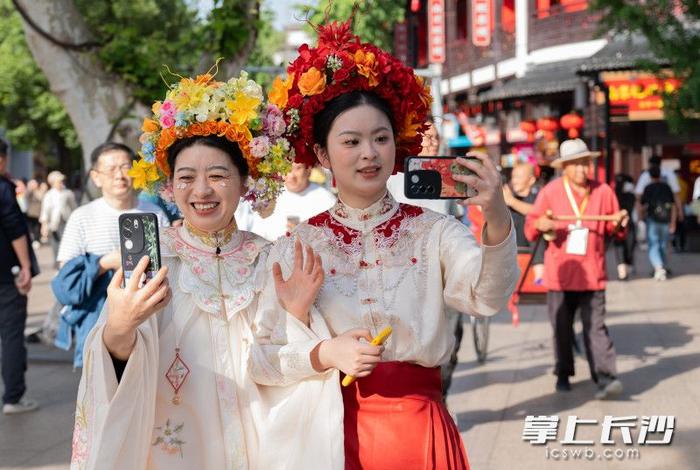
[250,20,518,470]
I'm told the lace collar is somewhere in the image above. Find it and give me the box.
[161,225,267,319]
[180,219,242,255]
[329,191,399,233]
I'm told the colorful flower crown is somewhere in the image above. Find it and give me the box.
[129,70,294,214]
[268,20,432,173]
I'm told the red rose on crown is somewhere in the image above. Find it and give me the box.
[276,19,432,173]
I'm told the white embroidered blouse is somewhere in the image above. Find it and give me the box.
[250,192,518,385]
[70,224,343,470]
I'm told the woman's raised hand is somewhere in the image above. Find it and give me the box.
[273,238,324,326]
[452,151,512,245]
[103,256,171,360]
[313,329,383,377]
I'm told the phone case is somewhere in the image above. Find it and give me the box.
[404,156,479,199]
[118,213,162,286]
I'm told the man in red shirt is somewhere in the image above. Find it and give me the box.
[525,139,628,398]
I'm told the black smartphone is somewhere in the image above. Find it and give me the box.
[404,156,480,199]
[118,212,162,286]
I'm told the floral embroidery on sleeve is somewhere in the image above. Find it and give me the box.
[152,419,186,458]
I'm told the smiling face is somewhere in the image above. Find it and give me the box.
[314,104,395,208]
[562,157,592,187]
[171,143,245,233]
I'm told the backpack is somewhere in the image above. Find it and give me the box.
[649,199,673,223]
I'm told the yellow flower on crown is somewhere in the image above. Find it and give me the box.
[172,79,208,109]
[128,158,160,190]
[227,91,261,126]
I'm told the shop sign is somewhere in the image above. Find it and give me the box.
[428,0,445,64]
[472,0,492,47]
[393,21,408,64]
[602,71,681,121]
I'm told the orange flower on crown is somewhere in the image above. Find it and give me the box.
[298,67,326,96]
[354,49,379,87]
[399,111,422,142]
[142,118,159,133]
[268,73,294,108]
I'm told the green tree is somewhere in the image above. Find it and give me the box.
[590,0,700,133]
[0,0,79,171]
[9,0,267,172]
[297,0,406,51]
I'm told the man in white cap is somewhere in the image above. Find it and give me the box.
[39,170,77,266]
[525,138,628,399]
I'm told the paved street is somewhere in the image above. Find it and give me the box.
[1,245,699,469]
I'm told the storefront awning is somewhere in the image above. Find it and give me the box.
[479,59,586,102]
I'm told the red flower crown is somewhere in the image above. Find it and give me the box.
[268,20,433,173]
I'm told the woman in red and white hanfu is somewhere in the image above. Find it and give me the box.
[248,21,519,470]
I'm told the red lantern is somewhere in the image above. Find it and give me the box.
[560,113,584,138]
[519,120,537,142]
[537,117,559,141]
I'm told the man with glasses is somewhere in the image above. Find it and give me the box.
[52,142,168,367]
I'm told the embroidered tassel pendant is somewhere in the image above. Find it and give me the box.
[165,348,190,405]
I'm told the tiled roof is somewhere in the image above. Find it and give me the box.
[479,59,585,102]
[577,35,665,73]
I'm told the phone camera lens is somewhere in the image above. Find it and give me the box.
[426,185,434,193]
[419,185,427,194]
[410,174,420,184]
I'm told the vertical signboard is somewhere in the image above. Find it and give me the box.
[428,0,445,63]
[472,0,492,47]
[394,21,408,64]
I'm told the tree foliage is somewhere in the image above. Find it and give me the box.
[297,0,406,51]
[0,0,79,155]
[1,0,282,165]
[590,0,700,133]
[73,0,261,103]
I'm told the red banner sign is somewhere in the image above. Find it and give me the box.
[428,0,445,64]
[472,0,492,47]
[603,72,681,121]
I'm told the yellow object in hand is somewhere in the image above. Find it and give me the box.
[341,326,392,387]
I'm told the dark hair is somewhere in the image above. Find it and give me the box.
[167,135,248,179]
[649,165,661,179]
[313,91,395,148]
[91,142,137,167]
[649,155,662,167]
[0,138,8,157]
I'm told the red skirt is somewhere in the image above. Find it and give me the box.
[342,361,469,470]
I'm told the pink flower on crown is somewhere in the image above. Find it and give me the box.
[250,136,270,158]
[263,105,286,137]
[160,114,175,129]
[160,100,176,117]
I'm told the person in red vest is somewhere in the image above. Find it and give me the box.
[525,138,628,399]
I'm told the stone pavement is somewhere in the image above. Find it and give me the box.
[1,245,699,469]
[451,249,700,469]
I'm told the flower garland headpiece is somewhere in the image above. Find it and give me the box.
[129,67,294,214]
[268,19,432,173]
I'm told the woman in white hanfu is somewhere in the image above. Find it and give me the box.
[247,21,519,470]
[69,73,332,470]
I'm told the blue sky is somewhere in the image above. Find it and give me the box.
[197,0,309,29]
